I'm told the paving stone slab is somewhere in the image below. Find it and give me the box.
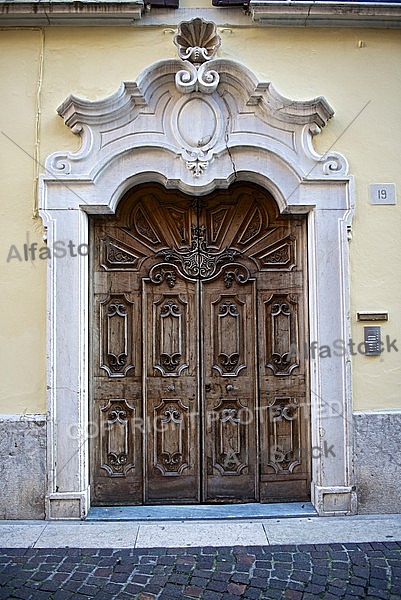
[33,522,140,549]
[135,522,268,548]
[263,515,401,545]
[0,524,47,548]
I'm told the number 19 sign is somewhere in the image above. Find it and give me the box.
[370,183,397,205]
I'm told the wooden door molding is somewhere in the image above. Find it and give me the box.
[39,50,356,518]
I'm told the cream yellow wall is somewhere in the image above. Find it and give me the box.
[0,25,400,414]
[0,30,47,414]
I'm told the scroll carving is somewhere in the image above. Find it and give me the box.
[100,399,136,477]
[154,399,190,476]
[211,398,248,475]
[266,397,301,474]
[223,265,250,289]
[265,295,299,376]
[100,295,135,377]
[321,153,348,176]
[175,62,220,95]
[149,264,177,288]
[154,297,189,377]
[212,298,246,377]
[156,224,250,284]
[172,20,222,177]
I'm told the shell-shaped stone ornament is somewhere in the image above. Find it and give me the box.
[174,18,221,64]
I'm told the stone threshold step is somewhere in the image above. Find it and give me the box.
[87,501,317,521]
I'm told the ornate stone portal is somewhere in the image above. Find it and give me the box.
[40,19,355,518]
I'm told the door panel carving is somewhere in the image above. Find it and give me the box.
[99,294,136,377]
[100,236,142,270]
[265,294,299,377]
[99,399,136,477]
[211,398,249,476]
[90,182,310,505]
[265,397,302,473]
[238,207,262,245]
[212,297,247,377]
[154,398,190,476]
[153,295,189,377]
[134,206,161,245]
[157,224,239,282]
[208,207,229,243]
[258,237,295,270]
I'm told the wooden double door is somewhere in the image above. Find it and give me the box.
[90,183,310,505]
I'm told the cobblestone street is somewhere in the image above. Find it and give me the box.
[1,542,401,600]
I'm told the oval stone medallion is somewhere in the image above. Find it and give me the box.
[177,98,217,148]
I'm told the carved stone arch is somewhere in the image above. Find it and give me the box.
[39,27,355,519]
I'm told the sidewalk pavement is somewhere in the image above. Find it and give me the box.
[1,514,401,599]
[1,514,401,549]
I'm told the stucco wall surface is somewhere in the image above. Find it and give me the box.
[0,25,400,416]
[0,30,47,415]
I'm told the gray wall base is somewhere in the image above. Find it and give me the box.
[0,417,46,519]
[354,411,401,514]
[1,412,400,518]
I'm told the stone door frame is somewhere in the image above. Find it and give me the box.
[39,54,356,519]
